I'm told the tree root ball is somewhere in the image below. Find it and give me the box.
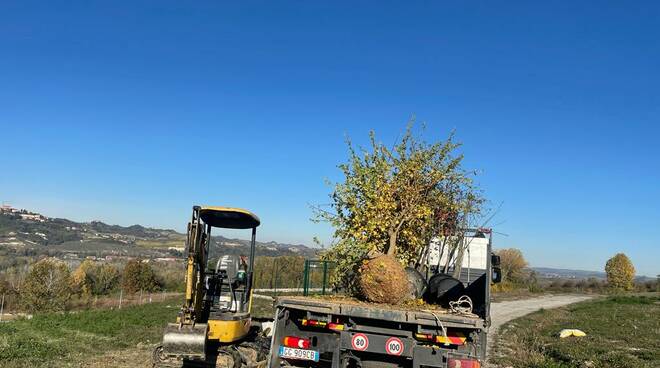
[358,254,411,304]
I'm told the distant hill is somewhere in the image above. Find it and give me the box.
[0,208,319,261]
[532,267,608,280]
[532,267,655,281]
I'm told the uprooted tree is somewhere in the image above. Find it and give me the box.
[315,124,483,303]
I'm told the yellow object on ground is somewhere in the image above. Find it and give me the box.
[559,329,587,338]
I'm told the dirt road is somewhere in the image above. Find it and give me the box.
[486,294,595,366]
[490,294,594,338]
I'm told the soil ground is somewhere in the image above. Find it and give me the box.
[76,294,594,367]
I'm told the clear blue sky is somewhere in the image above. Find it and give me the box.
[1,1,658,276]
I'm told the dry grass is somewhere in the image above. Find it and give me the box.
[491,294,660,368]
[0,297,275,367]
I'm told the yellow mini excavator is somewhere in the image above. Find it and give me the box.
[154,205,268,368]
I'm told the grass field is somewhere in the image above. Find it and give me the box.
[135,238,184,249]
[492,294,660,368]
[0,297,275,367]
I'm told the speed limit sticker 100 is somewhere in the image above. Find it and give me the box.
[351,333,369,351]
[385,337,403,356]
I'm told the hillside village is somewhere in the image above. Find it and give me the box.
[0,204,318,273]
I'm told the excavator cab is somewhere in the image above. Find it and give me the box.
[155,206,261,367]
[206,255,249,314]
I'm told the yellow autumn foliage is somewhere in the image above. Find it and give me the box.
[605,253,635,292]
[315,124,483,295]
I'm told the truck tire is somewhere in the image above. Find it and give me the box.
[424,273,465,306]
[405,267,427,298]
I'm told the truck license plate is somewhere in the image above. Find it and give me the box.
[279,346,319,362]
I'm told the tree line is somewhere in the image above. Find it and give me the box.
[0,258,176,313]
[493,248,656,294]
[0,255,320,314]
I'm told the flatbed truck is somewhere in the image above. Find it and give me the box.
[267,229,501,368]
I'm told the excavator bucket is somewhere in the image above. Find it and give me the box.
[161,323,208,360]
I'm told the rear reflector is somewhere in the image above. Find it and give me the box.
[300,319,344,331]
[328,322,345,331]
[301,319,326,327]
[414,332,467,345]
[283,336,311,349]
[447,357,481,368]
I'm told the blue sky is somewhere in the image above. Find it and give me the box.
[0,1,658,276]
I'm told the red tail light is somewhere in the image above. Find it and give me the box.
[283,336,311,349]
[447,357,481,368]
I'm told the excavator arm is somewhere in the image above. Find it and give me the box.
[182,206,208,324]
[160,206,210,361]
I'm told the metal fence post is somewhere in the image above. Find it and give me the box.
[274,259,279,296]
[321,261,328,295]
[303,260,309,296]
[0,294,4,322]
[119,289,123,309]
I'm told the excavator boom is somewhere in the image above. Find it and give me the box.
[160,207,209,362]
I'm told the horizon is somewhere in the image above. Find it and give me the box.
[1,1,658,277]
[1,203,655,278]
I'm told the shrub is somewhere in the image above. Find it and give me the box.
[71,260,96,298]
[0,276,13,296]
[91,263,120,295]
[152,262,185,292]
[121,260,160,293]
[71,260,120,297]
[605,253,635,292]
[562,279,575,289]
[20,258,72,312]
[496,248,528,284]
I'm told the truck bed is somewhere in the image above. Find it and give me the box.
[276,295,485,329]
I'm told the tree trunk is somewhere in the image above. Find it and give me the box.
[387,229,397,256]
[452,242,466,279]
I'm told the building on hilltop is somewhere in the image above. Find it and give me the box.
[1,203,18,213]
[19,213,46,222]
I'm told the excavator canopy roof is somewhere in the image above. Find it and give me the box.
[199,206,260,229]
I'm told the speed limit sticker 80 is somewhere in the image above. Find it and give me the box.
[351,333,369,351]
[385,337,404,356]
